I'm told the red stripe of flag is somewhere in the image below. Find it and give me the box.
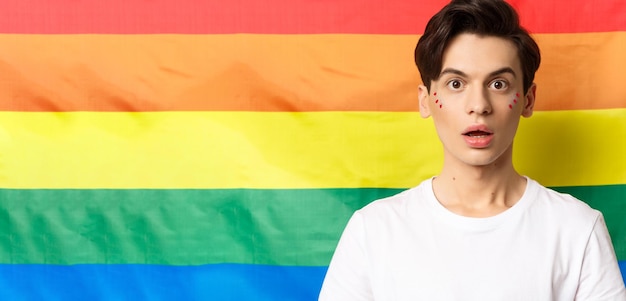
[0,0,624,34]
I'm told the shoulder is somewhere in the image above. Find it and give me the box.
[358,179,430,215]
[347,179,435,233]
[527,178,601,226]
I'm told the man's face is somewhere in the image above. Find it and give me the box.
[418,33,536,168]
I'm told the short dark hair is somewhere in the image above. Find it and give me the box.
[414,0,541,93]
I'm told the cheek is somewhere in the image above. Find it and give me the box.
[495,111,523,135]
[507,92,520,109]
[430,107,459,136]
[430,90,464,110]
[432,92,443,109]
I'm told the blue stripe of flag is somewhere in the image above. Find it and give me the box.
[0,262,624,300]
[0,264,327,301]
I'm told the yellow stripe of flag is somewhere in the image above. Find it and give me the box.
[0,109,624,189]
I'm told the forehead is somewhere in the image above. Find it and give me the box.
[440,33,522,77]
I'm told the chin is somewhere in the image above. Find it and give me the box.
[464,150,510,167]
[454,149,501,166]
[444,143,512,168]
[467,159,499,167]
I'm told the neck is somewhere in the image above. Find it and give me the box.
[432,150,526,217]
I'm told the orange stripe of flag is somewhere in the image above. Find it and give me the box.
[1,33,624,112]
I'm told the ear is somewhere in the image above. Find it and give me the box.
[418,84,431,118]
[521,83,536,118]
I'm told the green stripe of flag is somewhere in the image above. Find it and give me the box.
[0,188,399,266]
[1,185,624,266]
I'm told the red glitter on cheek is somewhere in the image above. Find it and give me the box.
[509,92,520,109]
[433,92,442,108]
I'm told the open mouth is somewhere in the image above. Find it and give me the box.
[463,130,492,137]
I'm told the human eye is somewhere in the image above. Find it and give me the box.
[446,79,464,91]
[488,79,508,91]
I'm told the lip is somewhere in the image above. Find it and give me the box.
[462,124,494,148]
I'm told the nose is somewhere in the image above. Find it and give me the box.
[465,87,492,115]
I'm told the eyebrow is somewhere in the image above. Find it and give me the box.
[439,67,517,79]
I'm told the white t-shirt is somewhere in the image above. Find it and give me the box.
[319,177,626,300]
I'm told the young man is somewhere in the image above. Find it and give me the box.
[319,0,626,300]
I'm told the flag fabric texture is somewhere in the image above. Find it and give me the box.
[0,0,624,299]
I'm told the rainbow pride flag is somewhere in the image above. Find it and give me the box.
[0,0,624,299]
